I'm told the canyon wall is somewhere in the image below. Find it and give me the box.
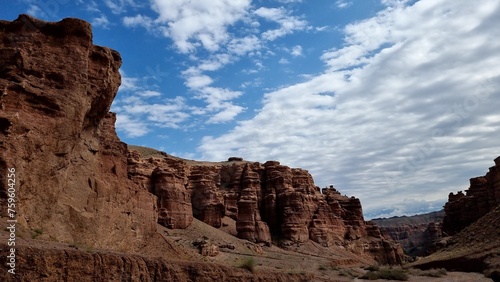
[0,243,312,282]
[372,211,444,256]
[0,14,158,252]
[442,157,500,235]
[128,153,404,264]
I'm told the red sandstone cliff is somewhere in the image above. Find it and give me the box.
[372,211,444,257]
[0,14,157,252]
[127,151,404,264]
[442,156,500,236]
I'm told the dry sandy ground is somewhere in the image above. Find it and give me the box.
[1,215,494,281]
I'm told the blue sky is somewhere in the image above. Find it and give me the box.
[2,0,500,219]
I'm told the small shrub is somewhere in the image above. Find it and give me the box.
[338,268,361,278]
[409,268,447,277]
[364,265,380,271]
[239,257,256,273]
[361,267,409,281]
[31,228,43,239]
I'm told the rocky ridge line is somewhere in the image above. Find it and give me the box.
[442,156,500,235]
[128,150,404,264]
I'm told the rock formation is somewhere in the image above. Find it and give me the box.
[0,243,313,282]
[372,211,444,256]
[128,155,404,264]
[442,157,500,235]
[0,15,157,252]
[410,205,500,280]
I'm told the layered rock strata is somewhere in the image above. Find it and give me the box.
[442,156,500,235]
[0,243,313,282]
[372,211,444,256]
[0,15,157,252]
[128,155,404,264]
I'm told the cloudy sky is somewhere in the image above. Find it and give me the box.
[2,0,500,219]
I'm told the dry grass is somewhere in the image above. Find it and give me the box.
[408,268,447,277]
[361,266,409,281]
[238,257,256,272]
[128,145,166,158]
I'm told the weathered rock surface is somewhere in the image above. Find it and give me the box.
[372,211,444,256]
[0,15,157,252]
[410,205,500,280]
[128,155,404,264]
[442,156,500,235]
[0,243,313,282]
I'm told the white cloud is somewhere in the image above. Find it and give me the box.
[181,66,244,123]
[198,0,500,217]
[278,58,289,64]
[92,14,110,28]
[227,35,262,56]
[123,14,154,30]
[207,104,245,124]
[115,114,149,137]
[118,1,311,124]
[104,0,138,14]
[138,90,161,97]
[277,0,303,3]
[84,1,101,13]
[336,0,353,9]
[26,5,42,17]
[185,73,214,89]
[290,45,303,56]
[150,0,252,53]
[113,73,192,136]
[254,7,308,41]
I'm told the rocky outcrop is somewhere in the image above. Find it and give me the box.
[443,156,500,235]
[0,15,157,252]
[128,155,405,264]
[410,205,500,280]
[152,167,193,229]
[372,211,444,256]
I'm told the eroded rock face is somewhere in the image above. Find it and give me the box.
[0,243,313,282]
[152,167,193,229]
[0,15,157,251]
[443,156,500,235]
[128,155,404,264]
[372,211,445,256]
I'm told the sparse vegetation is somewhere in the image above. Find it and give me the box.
[239,257,256,273]
[361,267,409,281]
[337,268,362,278]
[69,242,94,252]
[408,268,447,277]
[364,264,380,271]
[31,228,43,239]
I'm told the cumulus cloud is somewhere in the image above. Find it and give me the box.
[254,7,308,41]
[112,73,191,137]
[119,1,314,124]
[150,0,252,53]
[92,14,110,28]
[290,45,303,56]
[198,0,500,217]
